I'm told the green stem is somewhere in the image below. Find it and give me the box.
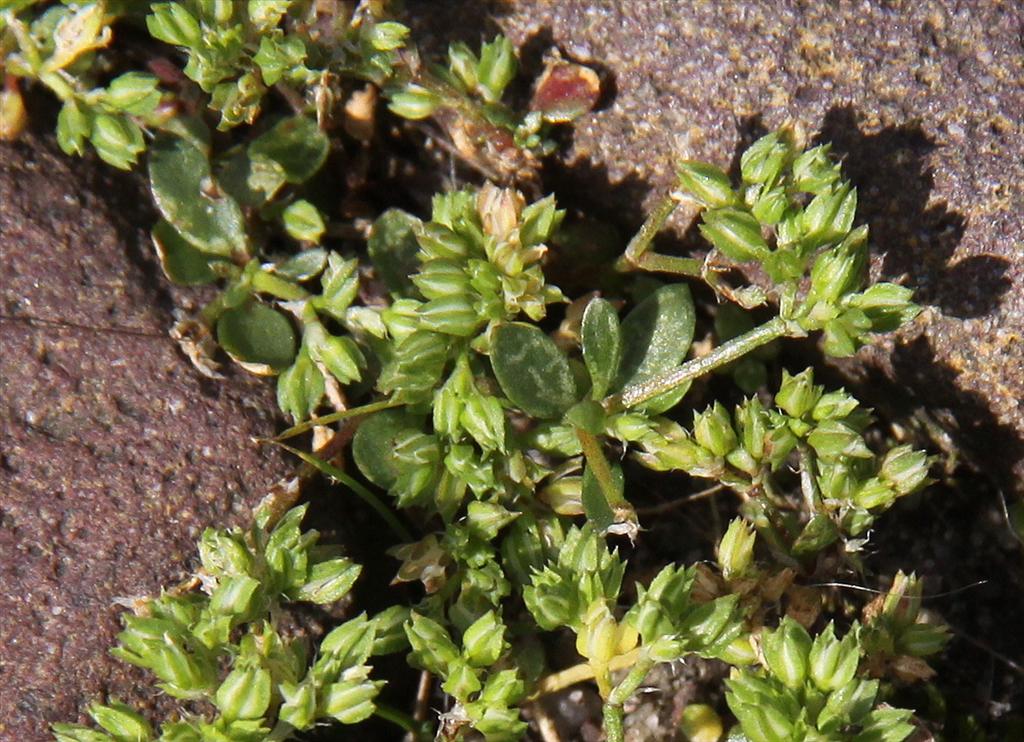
[608,657,655,706]
[633,251,703,277]
[615,194,678,271]
[275,442,413,542]
[252,270,309,301]
[375,703,430,740]
[271,398,401,441]
[603,702,625,742]
[576,428,629,511]
[608,316,789,410]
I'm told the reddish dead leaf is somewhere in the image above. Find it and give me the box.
[530,61,601,123]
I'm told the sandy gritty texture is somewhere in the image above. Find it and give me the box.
[410,0,1024,495]
[0,131,290,740]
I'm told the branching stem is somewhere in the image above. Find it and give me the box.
[608,317,789,410]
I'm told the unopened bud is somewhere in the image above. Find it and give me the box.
[717,518,756,580]
[699,207,769,262]
[676,160,736,208]
[761,617,811,689]
[775,369,821,419]
[879,445,931,496]
[388,84,441,120]
[693,402,738,457]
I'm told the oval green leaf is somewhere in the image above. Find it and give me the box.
[248,116,329,184]
[491,323,578,419]
[581,297,622,399]
[216,301,297,373]
[149,135,246,257]
[368,209,422,294]
[614,283,696,394]
[152,219,223,285]
[352,410,425,489]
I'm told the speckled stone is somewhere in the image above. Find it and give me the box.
[0,132,290,740]
[410,0,1024,493]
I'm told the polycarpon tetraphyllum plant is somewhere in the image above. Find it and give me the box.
[2,2,949,741]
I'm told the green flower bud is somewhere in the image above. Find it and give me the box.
[808,225,868,305]
[279,680,317,730]
[899,623,950,657]
[104,72,161,116]
[199,529,252,577]
[406,613,459,674]
[323,679,379,724]
[717,518,756,580]
[849,282,919,332]
[466,501,518,541]
[740,130,793,186]
[305,325,363,384]
[520,195,563,247]
[152,636,217,694]
[699,207,769,262]
[147,3,202,47]
[56,101,91,157]
[676,160,736,208]
[90,114,145,170]
[523,574,576,630]
[694,402,738,457]
[802,184,857,247]
[416,223,472,260]
[365,21,409,51]
[461,395,507,452]
[792,514,840,556]
[576,602,637,667]
[216,665,271,720]
[808,622,861,692]
[811,389,859,421]
[413,259,471,300]
[441,659,483,699]
[762,617,811,689]
[448,41,480,90]
[751,186,789,225]
[88,701,153,740]
[807,420,872,461]
[775,369,822,419]
[477,35,517,103]
[853,477,894,510]
[209,575,260,616]
[879,445,931,496]
[792,144,841,193]
[282,200,326,244]
[295,558,361,604]
[388,85,441,120]
[417,295,482,337]
[462,610,507,667]
[719,635,759,665]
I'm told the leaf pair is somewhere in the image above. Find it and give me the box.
[490,283,696,421]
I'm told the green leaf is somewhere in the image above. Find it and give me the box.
[249,116,328,184]
[614,284,696,402]
[273,248,328,282]
[581,460,622,532]
[149,135,247,257]
[491,323,578,419]
[368,209,422,294]
[277,345,325,420]
[217,301,297,373]
[152,220,224,285]
[282,200,326,244]
[352,410,424,489]
[581,297,622,399]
